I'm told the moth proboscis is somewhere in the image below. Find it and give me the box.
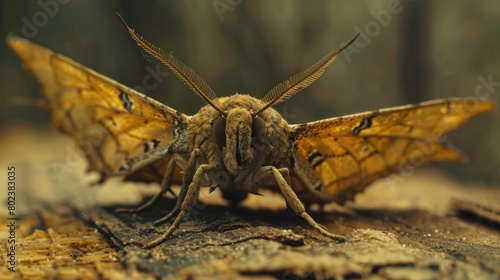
[7,14,494,248]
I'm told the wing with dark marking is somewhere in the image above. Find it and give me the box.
[288,99,494,204]
[7,34,189,180]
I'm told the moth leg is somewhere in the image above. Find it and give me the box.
[257,166,345,242]
[153,149,201,226]
[143,164,217,248]
[152,185,184,226]
[278,167,291,185]
[254,167,291,187]
[115,158,177,213]
[274,168,295,211]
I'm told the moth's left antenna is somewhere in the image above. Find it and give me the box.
[115,12,226,115]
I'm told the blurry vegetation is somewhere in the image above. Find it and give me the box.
[0,0,499,183]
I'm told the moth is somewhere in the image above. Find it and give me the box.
[7,14,493,248]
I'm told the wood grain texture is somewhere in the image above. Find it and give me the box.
[1,196,499,279]
[0,126,499,279]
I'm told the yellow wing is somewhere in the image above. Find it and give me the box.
[288,99,494,204]
[7,34,189,182]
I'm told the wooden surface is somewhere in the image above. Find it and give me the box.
[1,125,499,279]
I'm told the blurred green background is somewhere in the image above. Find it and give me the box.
[0,0,499,185]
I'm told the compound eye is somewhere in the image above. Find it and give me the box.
[251,116,267,142]
[212,116,226,147]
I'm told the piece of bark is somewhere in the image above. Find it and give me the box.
[2,199,500,279]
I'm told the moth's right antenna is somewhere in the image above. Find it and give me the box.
[253,34,360,116]
[115,12,226,116]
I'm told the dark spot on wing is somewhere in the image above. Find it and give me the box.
[352,114,376,136]
[119,158,137,172]
[361,145,370,154]
[143,139,160,153]
[307,151,325,168]
[119,91,133,113]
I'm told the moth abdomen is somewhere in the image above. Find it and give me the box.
[220,188,249,205]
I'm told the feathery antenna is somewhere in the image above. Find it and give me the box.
[115,12,225,115]
[253,34,360,116]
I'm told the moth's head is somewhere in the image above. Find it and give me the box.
[212,107,267,174]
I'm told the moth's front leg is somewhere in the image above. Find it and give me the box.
[254,167,291,186]
[256,166,345,242]
[143,163,218,248]
[115,158,177,213]
[153,149,202,226]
